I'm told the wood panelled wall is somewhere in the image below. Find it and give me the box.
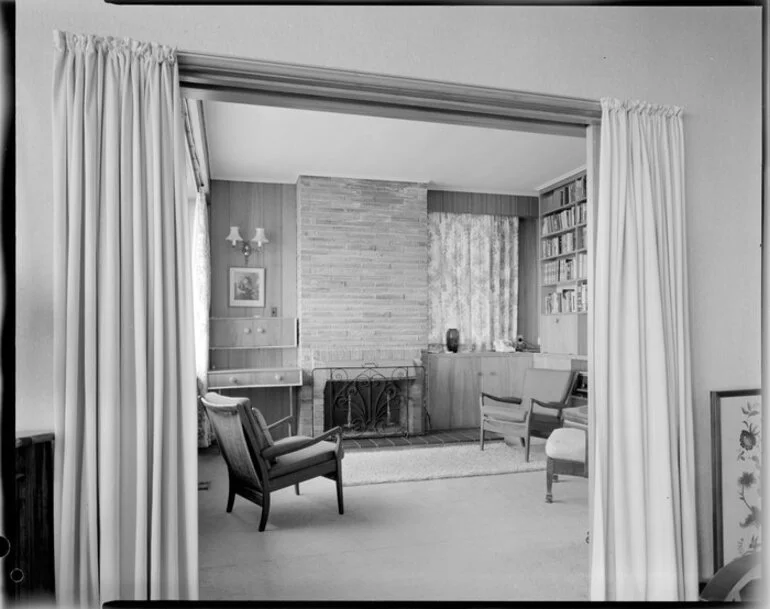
[209,179,298,425]
[426,190,540,346]
[517,218,540,346]
[427,189,538,217]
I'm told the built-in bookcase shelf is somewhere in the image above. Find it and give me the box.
[538,170,588,356]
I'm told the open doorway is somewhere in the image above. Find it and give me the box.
[186,55,599,601]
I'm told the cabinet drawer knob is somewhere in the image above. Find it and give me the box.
[229,376,238,384]
[256,327,266,334]
[244,328,252,334]
[274,374,283,381]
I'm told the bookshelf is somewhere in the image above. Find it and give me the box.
[538,169,588,355]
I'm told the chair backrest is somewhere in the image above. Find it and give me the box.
[244,406,276,451]
[201,392,269,486]
[521,368,576,417]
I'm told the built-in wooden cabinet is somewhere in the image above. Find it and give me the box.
[209,316,297,350]
[423,352,534,430]
[208,364,303,391]
[208,316,302,433]
[538,170,588,355]
[539,313,587,357]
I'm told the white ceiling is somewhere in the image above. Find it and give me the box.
[203,100,586,196]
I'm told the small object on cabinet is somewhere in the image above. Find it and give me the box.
[493,339,515,353]
[445,328,460,353]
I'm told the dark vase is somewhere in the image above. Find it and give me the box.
[446,328,460,353]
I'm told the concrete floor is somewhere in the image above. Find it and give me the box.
[199,448,589,601]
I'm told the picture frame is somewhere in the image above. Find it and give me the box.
[229,267,265,308]
[710,388,762,573]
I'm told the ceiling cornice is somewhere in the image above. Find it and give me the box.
[178,52,600,139]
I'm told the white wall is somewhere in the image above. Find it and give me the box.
[16,0,761,580]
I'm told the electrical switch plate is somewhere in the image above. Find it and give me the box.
[271,307,278,317]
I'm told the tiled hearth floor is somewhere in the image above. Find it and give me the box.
[341,427,502,450]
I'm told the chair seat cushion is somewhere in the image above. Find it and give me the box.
[481,404,528,423]
[269,437,338,478]
[563,405,588,426]
[546,428,586,462]
[267,436,311,462]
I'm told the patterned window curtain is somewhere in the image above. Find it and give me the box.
[428,211,519,351]
[192,191,214,448]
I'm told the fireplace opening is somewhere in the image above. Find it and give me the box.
[314,364,423,438]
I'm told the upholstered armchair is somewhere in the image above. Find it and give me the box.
[545,405,588,503]
[201,392,345,532]
[479,367,577,462]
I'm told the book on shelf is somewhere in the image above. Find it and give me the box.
[577,202,587,224]
[561,289,577,313]
[576,252,587,279]
[558,258,576,281]
[556,175,587,208]
[543,260,559,284]
[544,291,561,314]
[576,282,588,312]
[542,206,577,235]
[576,226,586,250]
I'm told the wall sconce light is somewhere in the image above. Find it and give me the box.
[225,226,270,264]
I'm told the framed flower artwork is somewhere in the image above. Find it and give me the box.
[229,267,265,308]
[710,389,762,573]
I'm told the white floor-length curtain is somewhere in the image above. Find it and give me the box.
[192,190,214,447]
[427,212,518,351]
[52,30,198,605]
[590,98,698,601]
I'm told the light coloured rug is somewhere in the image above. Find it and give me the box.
[342,439,547,486]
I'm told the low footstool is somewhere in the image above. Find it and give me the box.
[545,425,587,503]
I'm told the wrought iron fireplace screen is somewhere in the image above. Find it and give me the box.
[313,364,424,438]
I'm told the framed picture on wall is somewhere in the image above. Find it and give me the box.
[711,388,762,573]
[229,267,265,308]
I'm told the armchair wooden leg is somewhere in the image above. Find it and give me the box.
[258,493,271,532]
[335,466,344,515]
[479,419,485,451]
[226,483,236,513]
[545,458,554,503]
[295,483,300,495]
[525,436,531,463]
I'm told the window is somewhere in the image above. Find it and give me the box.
[427,211,519,352]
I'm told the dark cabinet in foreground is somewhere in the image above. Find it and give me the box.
[9,432,55,603]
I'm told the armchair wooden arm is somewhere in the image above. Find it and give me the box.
[530,397,572,413]
[266,414,294,431]
[478,372,522,406]
[261,426,343,461]
[481,392,522,405]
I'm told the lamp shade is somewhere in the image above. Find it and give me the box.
[251,227,269,246]
[225,226,243,246]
